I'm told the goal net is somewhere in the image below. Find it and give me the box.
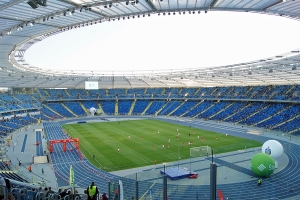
[190,146,212,158]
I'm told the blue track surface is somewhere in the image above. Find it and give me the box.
[21,134,28,153]
[36,131,43,156]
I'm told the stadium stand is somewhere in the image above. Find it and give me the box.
[2,85,300,199]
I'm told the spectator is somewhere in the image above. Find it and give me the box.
[45,187,54,198]
[102,193,108,200]
[60,189,68,198]
[87,182,99,200]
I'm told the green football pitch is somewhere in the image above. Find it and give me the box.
[62,119,262,172]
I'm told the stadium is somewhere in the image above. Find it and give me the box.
[1,0,300,199]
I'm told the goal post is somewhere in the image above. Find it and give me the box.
[190,146,212,158]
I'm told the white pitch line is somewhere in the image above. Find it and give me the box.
[128,151,148,163]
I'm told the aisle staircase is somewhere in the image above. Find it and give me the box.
[210,88,218,96]
[30,95,39,102]
[80,102,89,115]
[167,101,185,116]
[97,102,105,114]
[43,89,50,97]
[43,104,63,117]
[178,88,183,95]
[285,85,295,95]
[209,102,233,119]
[223,103,251,121]
[12,96,21,102]
[115,100,118,115]
[256,105,292,126]
[128,100,136,116]
[141,101,153,115]
[194,88,201,95]
[289,127,300,135]
[236,104,271,124]
[64,89,70,97]
[180,101,202,117]
[193,103,215,118]
[32,103,39,108]
[226,87,235,97]
[272,111,300,129]
[61,103,78,117]
[155,101,169,116]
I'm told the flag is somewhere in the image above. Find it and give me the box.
[69,165,74,189]
[217,189,224,200]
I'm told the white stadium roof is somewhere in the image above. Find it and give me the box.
[1,0,300,88]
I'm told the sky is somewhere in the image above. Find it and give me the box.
[25,11,300,74]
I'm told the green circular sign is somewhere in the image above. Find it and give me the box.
[250,153,275,177]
